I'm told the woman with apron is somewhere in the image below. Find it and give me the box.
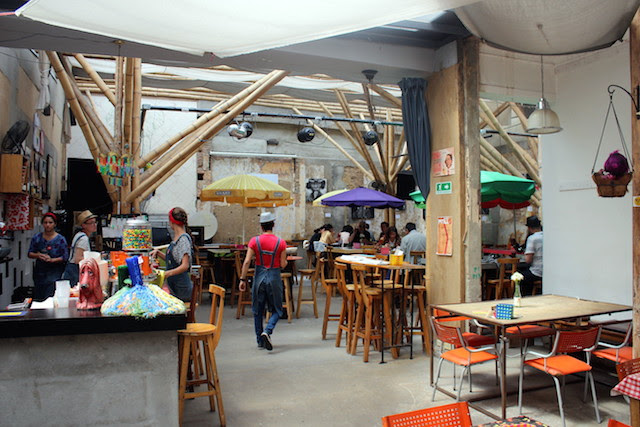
[150,207,193,301]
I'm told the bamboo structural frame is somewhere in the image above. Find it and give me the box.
[291,107,374,181]
[508,101,539,160]
[126,70,289,203]
[131,58,142,212]
[46,51,117,203]
[137,69,285,168]
[479,99,541,187]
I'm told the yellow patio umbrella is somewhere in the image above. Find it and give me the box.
[312,189,348,207]
[200,174,293,242]
[200,174,293,206]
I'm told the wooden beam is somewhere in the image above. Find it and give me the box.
[46,51,117,204]
[292,107,374,181]
[359,112,388,181]
[479,99,541,187]
[137,69,284,168]
[114,56,124,153]
[508,102,539,161]
[478,101,509,129]
[480,137,523,178]
[73,54,116,106]
[335,89,385,183]
[131,58,142,213]
[368,83,402,108]
[129,70,289,203]
[317,102,368,160]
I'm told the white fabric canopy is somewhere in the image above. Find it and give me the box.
[455,0,640,55]
[17,0,477,58]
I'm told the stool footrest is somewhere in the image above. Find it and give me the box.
[185,390,216,399]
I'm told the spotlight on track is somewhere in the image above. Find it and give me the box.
[227,121,253,140]
[297,126,315,142]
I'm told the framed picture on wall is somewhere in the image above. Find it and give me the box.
[40,158,47,178]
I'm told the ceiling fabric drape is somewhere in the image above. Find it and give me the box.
[399,77,431,203]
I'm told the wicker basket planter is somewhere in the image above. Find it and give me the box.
[591,171,632,197]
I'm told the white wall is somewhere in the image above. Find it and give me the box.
[543,42,632,307]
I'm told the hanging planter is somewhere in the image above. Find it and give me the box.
[591,85,634,198]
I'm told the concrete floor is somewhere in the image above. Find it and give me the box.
[183,291,632,426]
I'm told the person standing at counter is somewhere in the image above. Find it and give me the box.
[62,210,97,286]
[150,207,193,302]
[239,212,287,351]
[28,213,69,301]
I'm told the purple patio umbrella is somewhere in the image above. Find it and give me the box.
[320,187,405,208]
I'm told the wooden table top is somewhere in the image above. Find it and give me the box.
[434,294,631,327]
[335,255,423,270]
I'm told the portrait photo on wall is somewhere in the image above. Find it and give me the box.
[432,147,455,177]
[306,178,327,202]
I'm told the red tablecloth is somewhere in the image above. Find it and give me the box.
[476,415,549,426]
[612,372,640,399]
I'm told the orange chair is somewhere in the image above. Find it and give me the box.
[608,420,631,427]
[616,357,640,382]
[381,402,472,427]
[593,322,633,364]
[433,308,497,348]
[518,327,601,427]
[431,317,498,401]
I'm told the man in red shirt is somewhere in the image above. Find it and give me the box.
[239,212,288,351]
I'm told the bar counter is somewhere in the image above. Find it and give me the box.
[0,301,186,426]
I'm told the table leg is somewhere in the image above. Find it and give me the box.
[500,326,507,419]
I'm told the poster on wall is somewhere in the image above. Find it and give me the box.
[306,178,327,202]
[436,216,453,256]
[432,147,455,177]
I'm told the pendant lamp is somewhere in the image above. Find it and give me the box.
[526,56,562,134]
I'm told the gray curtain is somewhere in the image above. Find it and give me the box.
[399,78,431,201]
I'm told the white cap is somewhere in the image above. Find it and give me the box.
[259,212,276,224]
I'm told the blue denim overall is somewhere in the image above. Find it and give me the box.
[252,236,284,343]
[166,234,193,301]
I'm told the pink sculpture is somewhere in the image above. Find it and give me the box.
[77,258,104,310]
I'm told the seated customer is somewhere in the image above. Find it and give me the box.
[400,222,426,264]
[349,220,372,245]
[378,226,401,250]
[519,216,543,296]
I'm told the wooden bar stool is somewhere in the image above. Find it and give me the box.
[296,259,319,318]
[280,272,294,323]
[318,258,339,339]
[234,251,253,319]
[400,272,430,353]
[178,284,226,426]
[484,257,518,300]
[334,262,355,351]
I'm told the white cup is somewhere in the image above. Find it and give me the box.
[54,280,71,308]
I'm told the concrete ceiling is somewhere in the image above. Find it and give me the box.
[0,1,469,84]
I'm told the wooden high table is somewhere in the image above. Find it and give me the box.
[432,294,631,419]
[336,254,424,363]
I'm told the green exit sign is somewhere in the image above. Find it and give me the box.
[436,181,452,194]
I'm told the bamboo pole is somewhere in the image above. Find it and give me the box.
[85,112,110,155]
[368,83,403,108]
[391,129,405,173]
[391,145,409,179]
[479,144,506,172]
[317,102,368,159]
[508,102,539,160]
[46,51,117,203]
[480,158,497,171]
[335,90,384,183]
[362,83,377,121]
[128,70,289,203]
[137,70,285,167]
[74,54,117,106]
[292,107,374,181]
[479,101,509,129]
[123,58,134,151]
[114,56,124,152]
[480,137,523,178]
[68,74,116,151]
[131,58,142,212]
[479,99,541,187]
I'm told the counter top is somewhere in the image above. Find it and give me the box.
[0,300,186,339]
